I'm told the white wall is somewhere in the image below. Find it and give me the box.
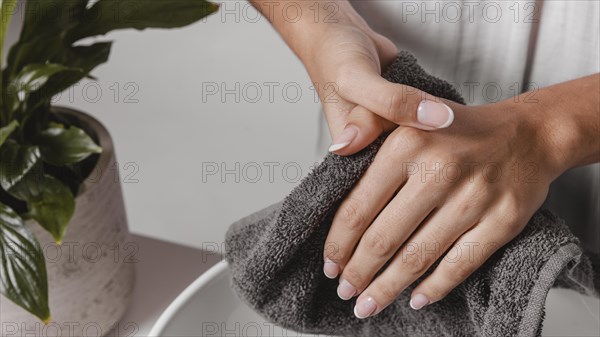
[5,0,327,249]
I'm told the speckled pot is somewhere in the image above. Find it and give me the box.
[0,107,135,337]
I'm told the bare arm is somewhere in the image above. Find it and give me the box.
[528,73,600,170]
[248,0,456,153]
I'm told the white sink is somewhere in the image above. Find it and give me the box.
[150,261,600,337]
[149,262,322,337]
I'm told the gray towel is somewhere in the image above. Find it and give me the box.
[225,51,599,337]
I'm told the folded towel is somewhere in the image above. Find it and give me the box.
[225,51,599,337]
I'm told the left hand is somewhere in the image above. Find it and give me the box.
[322,98,567,318]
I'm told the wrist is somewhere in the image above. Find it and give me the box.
[254,0,373,62]
[505,94,584,180]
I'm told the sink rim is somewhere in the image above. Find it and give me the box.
[149,261,229,336]
[148,259,599,336]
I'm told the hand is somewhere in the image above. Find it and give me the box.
[250,0,455,155]
[322,97,571,318]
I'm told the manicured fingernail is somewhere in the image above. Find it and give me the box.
[409,293,430,310]
[328,125,359,152]
[337,279,357,300]
[323,258,340,279]
[354,296,377,319]
[417,100,454,128]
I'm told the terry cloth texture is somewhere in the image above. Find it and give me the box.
[225,51,599,337]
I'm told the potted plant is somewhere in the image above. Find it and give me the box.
[0,0,217,334]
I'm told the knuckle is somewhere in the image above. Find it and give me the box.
[377,285,400,304]
[336,197,367,232]
[323,240,343,261]
[421,161,446,186]
[503,221,525,238]
[334,66,354,91]
[343,266,369,288]
[460,180,488,204]
[444,260,476,283]
[400,248,429,276]
[436,154,462,177]
[425,153,460,183]
[386,89,408,123]
[362,228,396,258]
[454,200,476,219]
[420,281,450,302]
[385,127,426,154]
[372,282,401,304]
[494,196,526,234]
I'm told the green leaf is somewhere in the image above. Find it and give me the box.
[9,172,75,243]
[13,63,84,97]
[62,42,112,74]
[0,120,18,147]
[8,64,84,118]
[0,140,40,190]
[37,124,102,166]
[5,0,87,75]
[18,1,87,44]
[14,42,111,101]
[0,202,50,322]
[72,0,219,40]
[5,35,64,79]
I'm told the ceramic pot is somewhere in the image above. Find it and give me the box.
[1,106,135,337]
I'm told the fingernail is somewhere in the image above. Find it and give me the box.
[328,125,359,152]
[354,296,378,319]
[337,279,357,300]
[409,293,430,310]
[323,258,340,279]
[417,100,454,128]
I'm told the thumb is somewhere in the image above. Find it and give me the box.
[341,73,455,130]
[328,105,395,156]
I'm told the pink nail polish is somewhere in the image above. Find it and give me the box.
[409,293,430,310]
[354,297,377,319]
[323,258,340,279]
[337,279,357,300]
[328,125,359,152]
[417,100,454,128]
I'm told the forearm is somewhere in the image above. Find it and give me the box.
[248,0,369,61]
[517,73,600,174]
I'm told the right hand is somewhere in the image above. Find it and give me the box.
[294,2,455,154]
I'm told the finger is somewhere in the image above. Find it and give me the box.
[339,72,455,130]
[325,125,430,281]
[323,139,411,280]
[409,215,522,309]
[336,177,442,300]
[352,200,480,319]
[329,105,396,155]
[322,95,357,139]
